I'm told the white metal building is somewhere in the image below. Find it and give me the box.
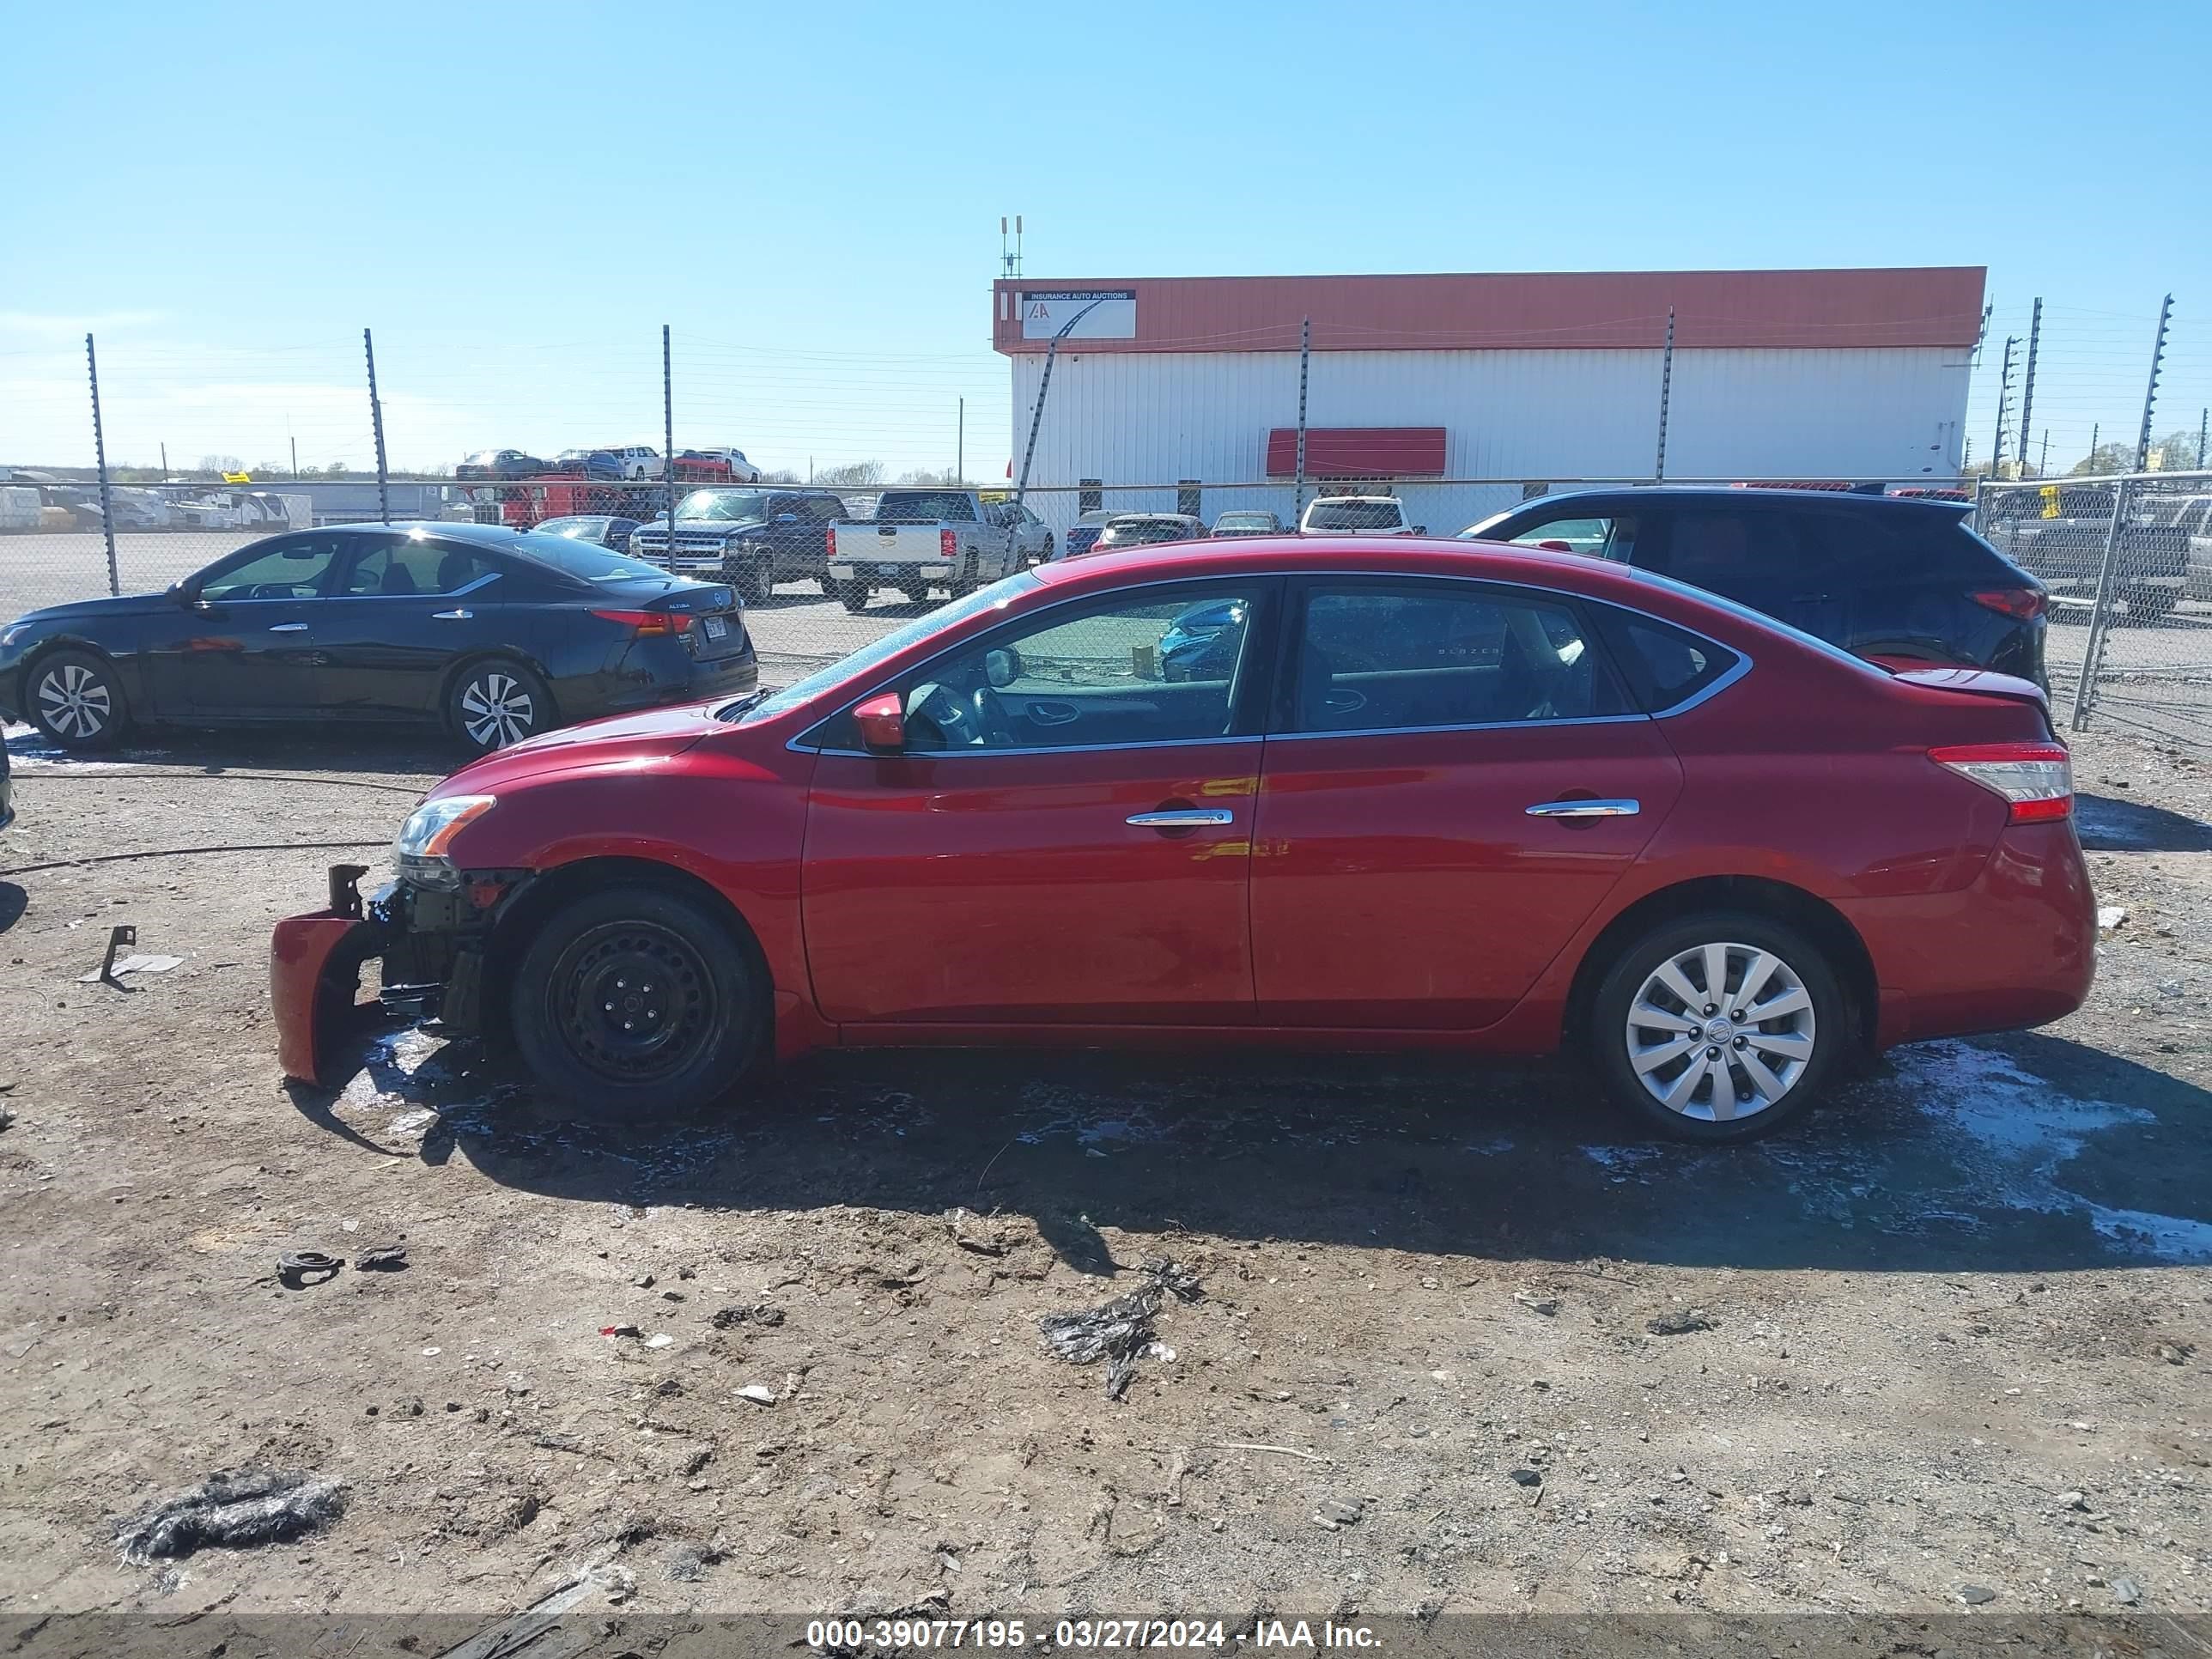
[994,268,1985,536]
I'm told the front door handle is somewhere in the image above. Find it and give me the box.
[1127,809,1235,828]
[267,623,309,633]
[431,609,473,620]
[1525,798,1640,818]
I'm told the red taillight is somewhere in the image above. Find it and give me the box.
[592,608,693,636]
[825,525,836,556]
[940,528,957,558]
[1929,741,2071,823]
[1971,587,2046,621]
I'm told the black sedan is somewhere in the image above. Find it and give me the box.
[0,523,757,755]
[534,514,642,554]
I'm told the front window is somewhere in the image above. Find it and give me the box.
[198,538,341,600]
[1304,500,1405,531]
[1289,583,1624,733]
[897,583,1261,751]
[676,489,768,523]
[341,539,501,596]
[738,573,1042,726]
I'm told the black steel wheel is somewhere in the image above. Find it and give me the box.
[509,884,763,1117]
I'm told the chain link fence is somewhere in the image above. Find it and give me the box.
[1978,469,2212,745]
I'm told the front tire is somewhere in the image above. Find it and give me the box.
[28,648,128,750]
[723,552,769,606]
[1588,911,1846,1144]
[508,884,764,1117]
[449,659,552,754]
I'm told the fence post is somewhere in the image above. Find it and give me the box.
[1014,298,1104,509]
[1653,307,1675,483]
[1990,337,2016,480]
[957,397,964,485]
[363,327,390,525]
[2069,475,2136,733]
[662,325,675,535]
[2015,298,2041,472]
[85,332,120,597]
[1293,317,1310,523]
[2136,295,2172,471]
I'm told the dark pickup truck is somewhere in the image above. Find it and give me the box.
[629,488,851,602]
[1977,483,2189,622]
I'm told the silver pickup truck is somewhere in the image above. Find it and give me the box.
[826,489,1054,612]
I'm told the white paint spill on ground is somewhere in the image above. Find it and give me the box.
[1581,1144,1666,1175]
[1897,1040,2212,1263]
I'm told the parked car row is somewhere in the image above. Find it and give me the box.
[455,446,762,485]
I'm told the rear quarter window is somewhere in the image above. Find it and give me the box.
[1589,606,1742,712]
[1808,509,1995,580]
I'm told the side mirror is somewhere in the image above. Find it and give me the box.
[854,691,906,753]
[1413,525,1428,535]
[983,646,1023,689]
[1535,538,1575,553]
[169,580,200,607]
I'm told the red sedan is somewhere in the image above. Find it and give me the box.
[272,538,2094,1143]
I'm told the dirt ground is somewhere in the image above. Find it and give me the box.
[0,717,2206,1638]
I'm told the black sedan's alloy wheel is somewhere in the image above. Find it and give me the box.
[510,885,764,1117]
[29,649,126,750]
[450,660,550,754]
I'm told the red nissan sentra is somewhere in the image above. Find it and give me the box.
[271,538,2094,1144]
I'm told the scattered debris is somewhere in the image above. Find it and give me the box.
[633,1272,656,1289]
[1958,1584,1997,1605]
[1201,1442,1323,1462]
[2155,1341,2192,1365]
[276,1250,342,1288]
[2099,906,2129,932]
[2057,1490,2088,1510]
[79,952,183,985]
[1312,1498,1362,1529]
[2111,1577,2143,1606]
[1514,1290,1560,1316]
[1510,1468,1543,1488]
[666,1541,723,1583]
[1646,1310,1717,1336]
[599,1324,642,1340]
[736,1383,776,1407]
[0,1104,13,1132]
[645,1333,674,1349]
[1037,1255,1203,1400]
[114,1468,346,1563]
[356,1243,408,1272]
[709,1303,785,1330]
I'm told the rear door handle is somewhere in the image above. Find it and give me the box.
[431,609,473,620]
[267,623,308,633]
[1127,809,1235,827]
[1525,798,1640,818]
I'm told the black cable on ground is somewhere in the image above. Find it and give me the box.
[1,840,386,876]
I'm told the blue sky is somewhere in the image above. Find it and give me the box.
[2,0,2205,477]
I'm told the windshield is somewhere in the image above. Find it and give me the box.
[676,489,768,523]
[1216,513,1273,528]
[1306,500,1404,529]
[514,531,670,583]
[875,490,977,523]
[732,571,1043,725]
[1102,520,1192,546]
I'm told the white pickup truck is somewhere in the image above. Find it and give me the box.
[826,489,1054,612]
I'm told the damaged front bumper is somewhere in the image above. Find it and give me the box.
[270,863,520,1087]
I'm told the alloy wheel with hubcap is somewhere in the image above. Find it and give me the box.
[1591,911,1841,1142]
[31,653,124,749]
[453,665,544,751]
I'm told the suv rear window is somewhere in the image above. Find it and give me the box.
[1305,501,1404,530]
[1590,607,1741,712]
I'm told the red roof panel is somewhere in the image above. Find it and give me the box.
[994,268,1985,355]
[1264,428,1447,477]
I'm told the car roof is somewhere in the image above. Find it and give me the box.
[1109,513,1200,524]
[1495,485,1970,518]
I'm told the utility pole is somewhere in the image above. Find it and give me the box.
[363,326,390,524]
[86,332,119,597]
[291,436,299,481]
[957,398,964,485]
[159,441,168,477]
[1653,307,1676,482]
[2136,294,2172,472]
[1293,317,1312,521]
[2040,430,2050,477]
[1990,337,2016,480]
[2090,422,2099,470]
[2197,405,2209,470]
[2016,299,2041,473]
[1013,296,1108,509]
[661,325,675,535]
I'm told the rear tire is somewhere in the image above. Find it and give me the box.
[508,884,764,1118]
[448,659,553,755]
[2124,584,2179,624]
[27,648,128,750]
[836,580,871,614]
[1588,910,1847,1145]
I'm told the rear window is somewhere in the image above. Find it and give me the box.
[1807,508,1994,580]
[1306,500,1404,530]
[1589,608,1742,713]
[876,491,976,523]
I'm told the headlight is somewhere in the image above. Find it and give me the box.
[391,794,496,889]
